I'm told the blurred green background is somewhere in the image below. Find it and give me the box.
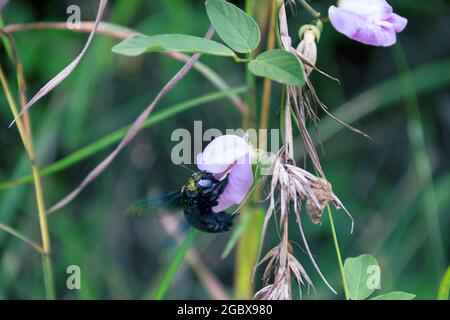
[0,0,448,299]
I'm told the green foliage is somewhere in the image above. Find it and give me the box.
[0,0,448,300]
[151,228,199,300]
[112,34,235,57]
[205,0,260,53]
[344,255,415,300]
[344,254,379,300]
[437,267,450,300]
[0,87,247,191]
[370,292,416,300]
[248,50,305,86]
[221,208,252,259]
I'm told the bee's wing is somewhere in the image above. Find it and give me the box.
[126,190,181,217]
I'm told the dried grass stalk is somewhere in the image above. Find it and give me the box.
[254,4,356,299]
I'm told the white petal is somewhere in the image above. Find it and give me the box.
[196,135,253,174]
[338,0,392,18]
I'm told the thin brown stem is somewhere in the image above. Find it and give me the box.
[0,222,45,254]
[2,21,248,116]
[47,26,216,214]
[0,65,55,299]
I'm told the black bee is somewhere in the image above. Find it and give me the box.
[128,171,236,233]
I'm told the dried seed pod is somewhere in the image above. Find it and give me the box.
[306,178,333,224]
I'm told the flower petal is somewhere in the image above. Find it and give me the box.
[212,153,253,213]
[353,23,396,47]
[197,135,252,174]
[387,13,408,32]
[329,6,397,47]
[338,0,392,18]
[329,6,364,40]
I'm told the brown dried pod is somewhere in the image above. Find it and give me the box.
[306,178,333,224]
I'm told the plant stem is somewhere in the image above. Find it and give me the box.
[244,0,257,128]
[0,66,55,299]
[42,255,55,299]
[0,222,44,253]
[327,205,349,300]
[298,0,321,18]
[233,0,261,299]
[259,0,278,131]
[0,87,247,192]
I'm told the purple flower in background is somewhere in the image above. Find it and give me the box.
[197,135,254,213]
[0,0,8,12]
[329,0,407,47]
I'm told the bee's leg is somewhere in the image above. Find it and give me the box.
[198,176,229,208]
[200,189,220,207]
[215,176,228,195]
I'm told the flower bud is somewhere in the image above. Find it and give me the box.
[296,27,318,75]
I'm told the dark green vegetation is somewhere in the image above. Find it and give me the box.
[0,0,448,299]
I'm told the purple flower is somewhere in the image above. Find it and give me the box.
[0,0,8,12]
[197,135,254,212]
[329,0,407,47]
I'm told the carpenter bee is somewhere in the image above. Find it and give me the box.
[128,171,236,233]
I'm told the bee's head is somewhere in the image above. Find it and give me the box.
[192,171,216,189]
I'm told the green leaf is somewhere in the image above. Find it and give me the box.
[205,0,260,53]
[370,292,416,300]
[344,254,380,300]
[112,34,235,57]
[437,266,450,300]
[151,228,199,299]
[248,49,305,86]
[221,209,252,259]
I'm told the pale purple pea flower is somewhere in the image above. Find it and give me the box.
[0,0,8,12]
[329,0,407,47]
[197,135,254,212]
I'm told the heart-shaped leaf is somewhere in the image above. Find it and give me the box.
[112,34,235,57]
[248,49,305,86]
[344,254,380,300]
[205,0,260,53]
[370,292,416,300]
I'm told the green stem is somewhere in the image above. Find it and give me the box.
[232,55,251,63]
[233,0,261,300]
[42,255,55,299]
[244,0,257,127]
[259,0,277,131]
[327,205,349,300]
[289,93,347,298]
[0,65,55,299]
[298,0,321,18]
